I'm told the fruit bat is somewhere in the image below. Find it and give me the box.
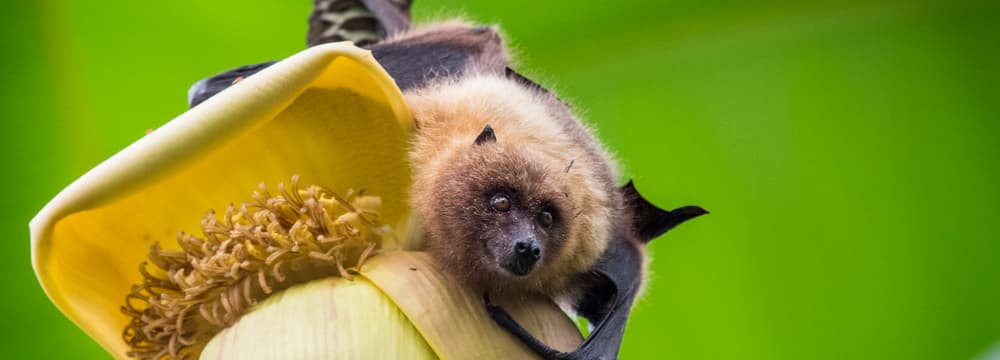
[186,1,706,359]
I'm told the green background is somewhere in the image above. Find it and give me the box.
[3,0,998,358]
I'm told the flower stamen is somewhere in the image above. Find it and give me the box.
[122,177,391,359]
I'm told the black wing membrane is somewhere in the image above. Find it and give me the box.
[189,0,415,108]
[186,35,509,108]
[188,0,524,109]
[187,61,277,108]
[187,5,518,108]
[367,27,503,91]
[622,180,708,243]
[485,236,643,360]
[484,181,705,360]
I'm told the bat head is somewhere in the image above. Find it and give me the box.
[422,124,577,294]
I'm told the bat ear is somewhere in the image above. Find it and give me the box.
[474,124,497,145]
[621,179,707,243]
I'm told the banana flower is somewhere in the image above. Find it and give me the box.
[30,43,581,359]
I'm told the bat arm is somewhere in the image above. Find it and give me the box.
[484,238,643,360]
[483,293,568,359]
[483,275,636,360]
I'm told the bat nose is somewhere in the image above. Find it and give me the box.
[514,240,541,259]
[506,238,541,276]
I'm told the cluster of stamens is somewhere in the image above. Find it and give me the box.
[121,176,391,359]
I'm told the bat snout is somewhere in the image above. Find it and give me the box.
[502,237,541,276]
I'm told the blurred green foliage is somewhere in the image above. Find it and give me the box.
[3,0,998,358]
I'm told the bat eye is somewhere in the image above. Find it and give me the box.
[538,210,553,228]
[490,193,511,212]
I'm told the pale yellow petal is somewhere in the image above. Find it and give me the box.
[359,252,583,358]
[201,251,582,359]
[30,43,414,359]
[200,276,436,360]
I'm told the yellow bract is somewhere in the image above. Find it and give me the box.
[201,270,438,360]
[200,252,582,359]
[30,42,581,359]
[360,252,583,359]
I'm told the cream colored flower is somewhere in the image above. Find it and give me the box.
[31,43,580,359]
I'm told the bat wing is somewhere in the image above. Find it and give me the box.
[484,181,706,360]
[367,23,508,91]
[188,24,511,107]
[189,0,418,108]
[622,180,707,243]
[187,61,277,108]
[484,236,642,360]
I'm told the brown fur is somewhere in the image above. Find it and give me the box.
[402,22,625,298]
